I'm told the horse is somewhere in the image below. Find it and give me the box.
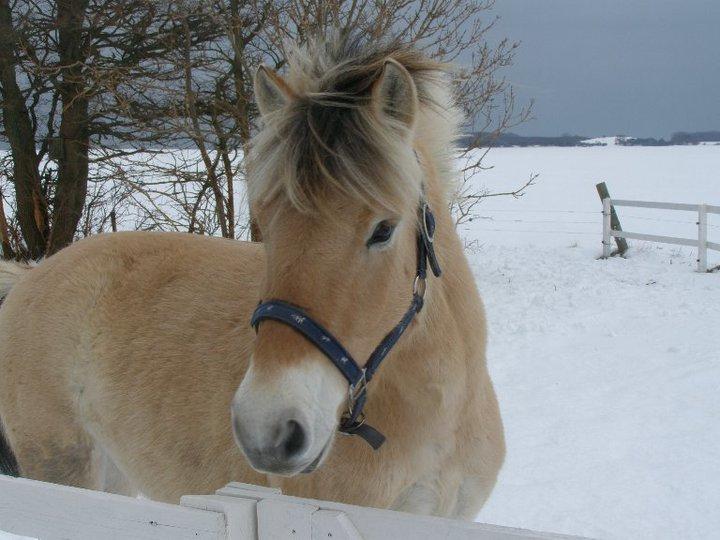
[0,36,504,519]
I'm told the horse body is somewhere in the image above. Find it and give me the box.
[0,36,504,519]
[0,232,266,499]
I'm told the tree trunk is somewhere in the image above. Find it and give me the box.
[0,0,48,259]
[47,0,90,255]
[0,185,15,260]
[228,1,261,242]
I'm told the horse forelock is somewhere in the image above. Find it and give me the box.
[248,33,461,219]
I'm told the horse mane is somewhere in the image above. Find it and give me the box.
[248,33,462,214]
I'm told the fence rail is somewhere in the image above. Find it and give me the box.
[602,198,719,272]
[609,199,700,212]
[0,475,586,540]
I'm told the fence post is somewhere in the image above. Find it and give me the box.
[602,197,612,259]
[596,182,628,255]
[698,204,708,272]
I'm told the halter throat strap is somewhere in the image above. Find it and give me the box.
[250,199,441,450]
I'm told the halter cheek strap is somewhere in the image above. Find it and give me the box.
[250,200,441,450]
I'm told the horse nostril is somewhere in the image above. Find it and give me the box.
[278,419,307,460]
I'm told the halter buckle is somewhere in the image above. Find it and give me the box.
[420,201,442,278]
[413,275,427,298]
[340,411,367,434]
[421,202,435,244]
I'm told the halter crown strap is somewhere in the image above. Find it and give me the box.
[250,200,441,451]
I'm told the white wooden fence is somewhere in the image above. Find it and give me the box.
[602,198,720,272]
[0,475,587,540]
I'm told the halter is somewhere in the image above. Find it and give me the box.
[250,199,442,450]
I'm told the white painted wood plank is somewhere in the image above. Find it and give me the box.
[311,510,363,540]
[602,198,611,258]
[698,204,708,272]
[182,494,259,540]
[216,484,587,539]
[307,509,584,540]
[219,483,282,501]
[610,199,699,211]
[707,241,720,252]
[0,476,589,540]
[609,230,699,247]
[706,204,720,215]
[0,475,224,540]
[257,499,317,539]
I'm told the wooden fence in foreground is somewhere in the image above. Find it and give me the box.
[602,198,720,272]
[0,475,586,540]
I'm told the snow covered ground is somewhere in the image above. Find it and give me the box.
[580,136,624,145]
[1,145,718,539]
[466,145,720,539]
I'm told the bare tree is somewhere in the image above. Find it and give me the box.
[276,1,534,228]
[0,0,48,259]
[0,0,222,259]
[1,0,530,256]
[111,0,530,240]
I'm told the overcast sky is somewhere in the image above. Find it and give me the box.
[481,0,720,137]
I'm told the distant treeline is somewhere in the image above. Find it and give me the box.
[461,131,720,148]
[2,131,719,152]
[618,132,720,146]
[460,133,587,147]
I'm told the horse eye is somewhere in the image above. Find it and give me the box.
[367,221,396,247]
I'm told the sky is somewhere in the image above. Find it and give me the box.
[480,0,720,138]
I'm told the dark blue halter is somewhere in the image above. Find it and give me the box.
[250,200,442,450]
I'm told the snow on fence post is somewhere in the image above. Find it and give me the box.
[697,204,708,273]
[602,197,612,259]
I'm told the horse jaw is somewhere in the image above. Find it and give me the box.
[230,358,346,476]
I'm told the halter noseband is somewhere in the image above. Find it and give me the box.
[250,199,441,450]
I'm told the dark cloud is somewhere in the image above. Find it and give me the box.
[477,0,720,137]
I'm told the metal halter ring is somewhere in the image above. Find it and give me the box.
[340,411,367,434]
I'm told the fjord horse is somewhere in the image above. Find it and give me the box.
[0,37,504,519]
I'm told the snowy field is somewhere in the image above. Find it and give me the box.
[1,145,719,539]
[467,145,720,539]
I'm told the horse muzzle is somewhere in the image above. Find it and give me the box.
[232,408,323,475]
[230,360,344,476]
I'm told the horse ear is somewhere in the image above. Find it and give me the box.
[254,65,295,117]
[371,59,418,132]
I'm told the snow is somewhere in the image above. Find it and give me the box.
[462,145,720,259]
[466,145,720,539]
[580,136,623,146]
[580,136,638,146]
[2,145,719,539]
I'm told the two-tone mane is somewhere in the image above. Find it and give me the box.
[249,36,461,214]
